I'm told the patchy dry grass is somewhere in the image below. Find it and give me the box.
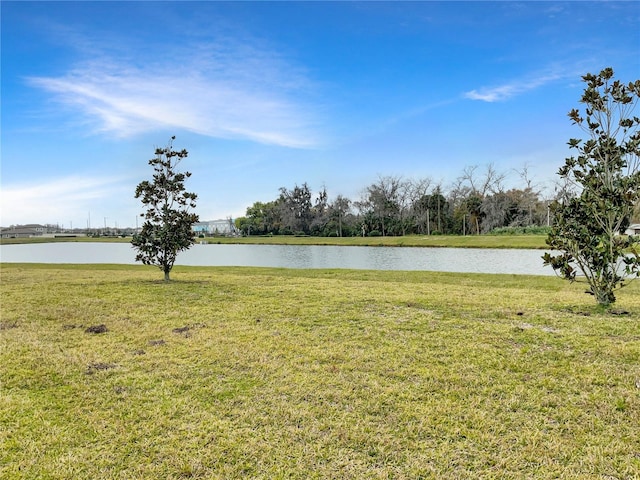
[1,264,639,479]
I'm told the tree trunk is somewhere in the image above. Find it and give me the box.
[164,270,171,282]
[594,287,614,307]
[427,209,430,235]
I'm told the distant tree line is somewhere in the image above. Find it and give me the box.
[235,163,577,237]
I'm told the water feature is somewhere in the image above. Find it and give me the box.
[0,242,555,275]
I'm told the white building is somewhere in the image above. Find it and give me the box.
[0,224,48,238]
[192,218,239,236]
[625,224,640,236]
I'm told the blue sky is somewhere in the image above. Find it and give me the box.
[2,1,639,229]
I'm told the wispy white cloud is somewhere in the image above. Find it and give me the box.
[27,41,321,148]
[464,71,566,103]
[0,175,132,226]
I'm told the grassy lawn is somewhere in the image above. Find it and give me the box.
[0,234,549,249]
[1,264,639,478]
[206,234,549,249]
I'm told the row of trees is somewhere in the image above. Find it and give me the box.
[132,68,639,308]
[235,165,561,237]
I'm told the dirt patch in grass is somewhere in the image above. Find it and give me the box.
[172,323,206,336]
[85,362,117,374]
[85,324,108,334]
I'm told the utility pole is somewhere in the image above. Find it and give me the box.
[547,202,551,227]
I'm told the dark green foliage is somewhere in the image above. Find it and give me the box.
[278,183,313,235]
[132,137,199,281]
[543,68,640,305]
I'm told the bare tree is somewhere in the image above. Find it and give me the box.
[459,163,505,196]
[396,178,414,236]
[515,163,544,226]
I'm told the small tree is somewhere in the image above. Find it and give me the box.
[543,68,640,306]
[132,137,199,281]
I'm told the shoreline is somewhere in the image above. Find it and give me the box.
[0,233,549,249]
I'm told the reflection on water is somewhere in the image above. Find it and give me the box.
[0,242,555,275]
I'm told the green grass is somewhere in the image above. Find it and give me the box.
[1,234,549,249]
[207,234,549,249]
[2,264,639,478]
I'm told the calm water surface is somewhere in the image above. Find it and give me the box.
[0,242,554,275]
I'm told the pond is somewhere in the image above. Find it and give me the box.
[0,242,555,276]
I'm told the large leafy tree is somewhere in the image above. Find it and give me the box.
[132,137,199,281]
[237,200,283,235]
[359,176,405,236]
[278,183,313,234]
[543,68,640,306]
[327,195,352,237]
